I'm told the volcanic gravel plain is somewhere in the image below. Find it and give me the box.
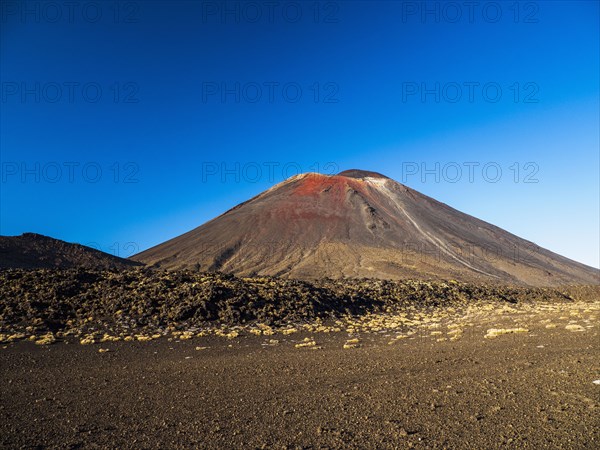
[1,269,598,449]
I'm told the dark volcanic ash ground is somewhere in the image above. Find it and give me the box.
[1,298,599,449]
[0,268,598,448]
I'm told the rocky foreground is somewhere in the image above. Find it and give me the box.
[1,299,599,449]
[0,269,598,448]
[0,268,598,345]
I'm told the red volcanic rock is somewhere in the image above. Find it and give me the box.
[132,171,599,286]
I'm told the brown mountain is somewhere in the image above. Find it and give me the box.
[132,170,599,286]
[0,233,142,270]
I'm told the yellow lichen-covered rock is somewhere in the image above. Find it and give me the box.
[179,331,194,340]
[343,338,360,349]
[100,334,121,342]
[447,328,463,341]
[6,333,26,342]
[388,334,408,344]
[225,330,239,339]
[35,333,56,345]
[484,328,528,339]
[295,338,317,348]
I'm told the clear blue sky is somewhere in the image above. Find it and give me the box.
[1,1,598,267]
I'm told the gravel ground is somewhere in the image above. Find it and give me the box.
[1,301,598,449]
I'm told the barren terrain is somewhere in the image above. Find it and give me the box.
[2,299,598,449]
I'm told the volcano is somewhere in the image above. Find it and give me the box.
[132,170,599,286]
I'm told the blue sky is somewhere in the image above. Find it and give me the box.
[1,0,599,267]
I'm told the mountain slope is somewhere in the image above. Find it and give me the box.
[0,233,143,270]
[132,170,599,286]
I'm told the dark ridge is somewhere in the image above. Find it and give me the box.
[0,233,143,270]
[337,169,389,179]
